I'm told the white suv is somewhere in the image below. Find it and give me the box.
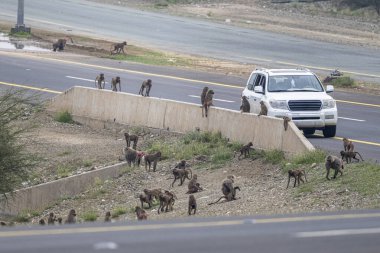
[242,68,337,137]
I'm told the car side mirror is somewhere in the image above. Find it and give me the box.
[326,85,334,93]
[254,86,263,94]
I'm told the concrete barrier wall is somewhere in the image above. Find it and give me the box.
[0,162,127,215]
[48,86,314,154]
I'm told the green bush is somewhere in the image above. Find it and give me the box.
[0,89,40,196]
[331,76,356,88]
[81,211,98,222]
[112,206,127,218]
[263,150,285,164]
[54,110,74,123]
[291,149,326,165]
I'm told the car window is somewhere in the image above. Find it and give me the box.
[268,75,323,92]
[254,74,262,87]
[247,73,257,91]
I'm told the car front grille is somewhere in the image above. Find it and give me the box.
[288,100,322,111]
[292,117,320,120]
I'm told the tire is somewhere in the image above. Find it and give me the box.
[323,125,336,138]
[303,129,316,136]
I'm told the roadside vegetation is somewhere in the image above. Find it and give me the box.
[109,48,191,67]
[54,110,74,124]
[0,89,41,198]
[146,131,241,169]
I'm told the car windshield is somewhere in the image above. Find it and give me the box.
[268,75,324,92]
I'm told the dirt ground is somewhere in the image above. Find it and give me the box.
[8,110,376,224]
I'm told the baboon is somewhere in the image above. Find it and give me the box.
[95,73,105,89]
[65,209,77,224]
[139,79,152,97]
[57,217,63,225]
[325,155,344,180]
[174,160,187,170]
[104,211,111,222]
[240,96,250,113]
[139,193,153,209]
[124,147,138,167]
[157,192,176,214]
[200,86,209,107]
[188,195,197,215]
[286,169,307,188]
[236,142,253,160]
[202,89,214,118]
[0,221,7,226]
[258,101,268,116]
[144,151,161,172]
[143,188,162,202]
[111,76,121,92]
[39,219,46,225]
[343,138,354,152]
[52,37,73,52]
[187,174,203,194]
[164,190,177,210]
[110,41,127,55]
[171,168,193,187]
[283,116,291,131]
[136,150,145,167]
[124,133,139,149]
[47,212,56,225]
[208,175,240,205]
[340,150,364,163]
[135,206,148,220]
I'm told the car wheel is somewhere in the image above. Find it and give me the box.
[323,125,336,138]
[303,129,316,136]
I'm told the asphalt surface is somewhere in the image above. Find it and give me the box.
[0,0,380,83]
[1,210,380,253]
[0,51,379,160]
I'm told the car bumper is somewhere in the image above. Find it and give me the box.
[268,109,337,128]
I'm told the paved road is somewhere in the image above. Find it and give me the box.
[0,0,380,83]
[0,51,379,160]
[1,210,380,253]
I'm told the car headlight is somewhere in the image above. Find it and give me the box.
[322,99,336,109]
[269,100,288,110]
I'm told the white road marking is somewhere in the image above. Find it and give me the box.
[66,76,94,82]
[338,117,365,122]
[93,242,119,250]
[66,75,109,84]
[295,228,380,238]
[188,95,235,103]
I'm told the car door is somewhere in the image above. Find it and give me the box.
[242,73,258,111]
[251,74,266,113]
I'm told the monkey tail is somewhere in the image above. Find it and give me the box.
[356,152,364,161]
[208,196,225,205]
[187,169,193,179]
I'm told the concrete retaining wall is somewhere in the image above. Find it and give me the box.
[0,162,127,215]
[48,86,314,154]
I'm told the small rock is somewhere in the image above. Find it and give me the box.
[225,19,231,23]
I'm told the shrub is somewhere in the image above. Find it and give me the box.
[331,76,356,88]
[0,89,40,197]
[54,110,74,123]
[112,206,127,218]
[82,211,98,222]
[263,150,285,164]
